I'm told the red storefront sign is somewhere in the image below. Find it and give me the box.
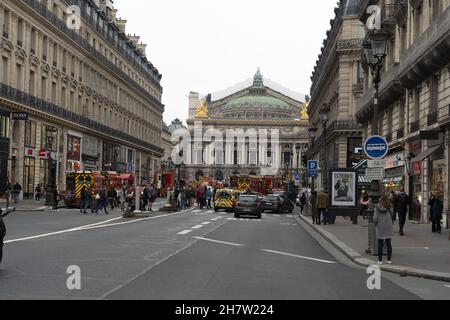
[39,149,46,157]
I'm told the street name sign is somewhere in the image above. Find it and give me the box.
[364,136,389,160]
[365,167,384,181]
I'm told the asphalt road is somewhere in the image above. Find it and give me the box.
[0,207,447,300]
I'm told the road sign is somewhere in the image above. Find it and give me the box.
[128,163,135,173]
[364,136,389,160]
[307,170,318,178]
[307,160,319,171]
[365,167,384,181]
[367,159,387,168]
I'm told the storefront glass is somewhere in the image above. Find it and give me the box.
[429,148,445,220]
[23,157,35,198]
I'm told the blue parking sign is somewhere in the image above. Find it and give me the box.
[307,161,319,171]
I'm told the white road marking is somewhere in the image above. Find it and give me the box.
[5,209,192,244]
[395,247,431,250]
[211,217,223,221]
[444,285,450,288]
[280,223,297,226]
[193,237,245,247]
[287,215,294,218]
[274,214,280,217]
[201,222,211,225]
[206,211,214,214]
[262,249,337,264]
[227,218,237,221]
[177,230,193,235]
[191,225,204,230]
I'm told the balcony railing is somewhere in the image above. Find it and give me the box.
[410,120,420,133]
[309,120,363,152]
[394,0,408,27]
[381,4,397,31]
[22,0,164,111]
[427,111,438,126]
[0,83,163,155]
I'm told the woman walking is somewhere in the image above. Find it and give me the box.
[374,195,394,265]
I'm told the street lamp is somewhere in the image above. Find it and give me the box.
[45,126,58,207]
[308,128,318,191]
[363,29,390,203]
[319,104,330,192]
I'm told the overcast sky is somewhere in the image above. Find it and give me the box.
[114,0,339,124]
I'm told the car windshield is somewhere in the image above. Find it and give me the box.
[216,191,232,198]
[239,196,258,202]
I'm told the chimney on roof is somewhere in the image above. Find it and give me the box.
[137,43,147,57]
[116,19,127,33]
[128,35,140,47]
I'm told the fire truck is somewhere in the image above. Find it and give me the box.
[229,176,274,195]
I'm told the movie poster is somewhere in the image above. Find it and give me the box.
[331,171,356,207]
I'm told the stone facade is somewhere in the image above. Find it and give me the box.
[0,0,164,197]
[308,0,365,191]
[181,70,310,186]
[356,0,450,227]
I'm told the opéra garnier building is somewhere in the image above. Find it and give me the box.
[0,0,164,198]
[178,69,310,184]
[356,0,450,227]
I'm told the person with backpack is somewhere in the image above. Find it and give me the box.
[374,195,394,265]
[394,187,409,236]
[299,192,307,215]
[428,192,443,234]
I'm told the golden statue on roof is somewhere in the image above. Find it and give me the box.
[195,99,208,118]
[300,100,309,120]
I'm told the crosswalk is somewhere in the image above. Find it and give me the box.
[189,208,296,222]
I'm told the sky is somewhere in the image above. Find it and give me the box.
[114,0,339,124]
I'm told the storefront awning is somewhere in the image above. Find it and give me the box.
[358,175,372,184]
[411,145,442,163]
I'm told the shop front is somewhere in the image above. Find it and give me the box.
[428,146,445,222]
[408,141,423,222]
[82,135,99,172]
[0,111,10,195]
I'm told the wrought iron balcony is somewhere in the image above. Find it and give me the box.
[22,0,164,111]
[0,83,164,155]
[381,4,397,32]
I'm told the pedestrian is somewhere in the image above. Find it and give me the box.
[149,184,157,212]
[52,188,59,211]
[310,190,318,224]
[107,187,117,211]
[389,191,396,221]
[359,193,370,220]
[300,192,307,215]
[80,186,88,214]
[428,192,443,234]
[316,189,329,225]
[34,184,42,204]
[394,186,409,236]
[374,195,394,265]
[206,187,213,209]
[13,182,22,204]
[178,188,186,211]
[142,185,149,212]
[97,187,109,214]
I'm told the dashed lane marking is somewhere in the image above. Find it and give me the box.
[177,230,193,235]
[211,217,223,221]
[201,222,211,225]
[193,237,245,247]
[191,225,204,230]
[262,249,337,265]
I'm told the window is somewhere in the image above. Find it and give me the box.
[41,76,47,100]
[61,87,66,107]
[52,82,57,103]
[413,87,420,122]
[53,42,58,66]
[430,75,439,113]
[17,19,23,46]
[24,120,36,147]
[29,70,35,95]
[357,62,364,84]
[1,57,8,83]
[3,9,10,37]
[16,64,22,90]
[399,97,405,129]
[42,36,48,60]
[30,28,36,52]
[41,124,57,151]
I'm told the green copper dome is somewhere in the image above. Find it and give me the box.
[225,95,290,110]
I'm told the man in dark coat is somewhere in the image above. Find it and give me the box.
[13,183,22,204]
[394,187,409,236]
[428,192,443,234]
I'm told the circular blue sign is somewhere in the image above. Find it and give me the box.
[364,136,389,160]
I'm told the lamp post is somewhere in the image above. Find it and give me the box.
[363,29,390,205]
[295,144,301,192]
[45,126,58,207]
[308,127,318,191]
[319,105,330,192]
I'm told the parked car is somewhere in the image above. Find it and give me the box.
[234,195,262,219]
[260,194,294,213]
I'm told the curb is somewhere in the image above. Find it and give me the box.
[295,214,450,283]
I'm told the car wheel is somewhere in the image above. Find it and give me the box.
[257,213,262,219]
[214,208,218,212]
[234,213,240,219]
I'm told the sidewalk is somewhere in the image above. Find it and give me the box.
[298,208,450,282]
[0,198,51,211]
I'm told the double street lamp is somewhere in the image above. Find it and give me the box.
[45,126,58,206]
